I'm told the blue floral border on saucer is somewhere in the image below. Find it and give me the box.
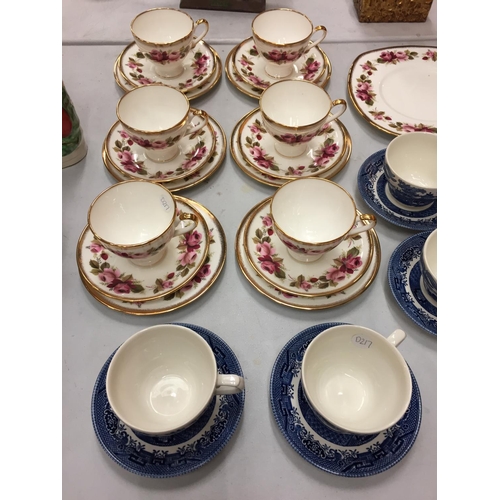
[270,322,422,477]
[357,150,437,231]
[388,232,437,336]
[91,322,245,478]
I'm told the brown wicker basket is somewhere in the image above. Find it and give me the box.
[354,0,433,23]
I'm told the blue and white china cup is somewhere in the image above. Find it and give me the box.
[301,325,412,435]
[106,324,245,436]
[420,229,437,302]
[383,132,437,209]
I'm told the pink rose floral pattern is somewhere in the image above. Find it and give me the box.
[243,119,341,176]
[237,44,322,89]
[124,49,212,89]
[354,48,437,133]
[88,242,145,295]
[145,45,190,65]
[112,128,210,181]
[162,228,216,301]
[86,212,205,298]
[251,214,363,293]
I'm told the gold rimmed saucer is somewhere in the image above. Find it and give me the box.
[119,40,216,92]
[230,109,352,187]
[102,115,226,192]
[243,197,375,298]
[114,45,223,100]
[225,44,331,100]
[235,205,380,310]
[232,37,326,90]
[237,108,347,180]
[77,196,209,303]
[79,197,226,315]
[103,119,216,183]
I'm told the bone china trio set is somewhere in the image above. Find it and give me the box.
[77,7,437,478]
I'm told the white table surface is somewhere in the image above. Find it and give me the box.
[62,0,438,45]
[62,30,437,499]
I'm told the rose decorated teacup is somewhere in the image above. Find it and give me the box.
[106,324,245,436]
[130,8,209,78]
[116,84,208,163]
[259,80,347,158]
[88,180,198,267]
[270,178,377,263]
[383,132,437,210]
[302,324,412,435]
[420,229,437,303]
[251,8,327,79]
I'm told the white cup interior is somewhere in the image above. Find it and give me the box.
[261,81,330,127]
[253,10,312,44]
[89,181,175,245]
[385,132,437,188]
[132,9,193,43]
[106,324,217,434]
[118,86,189,132]
[423,229,437,280]
[272,179,356,243]
[302,325,412,434]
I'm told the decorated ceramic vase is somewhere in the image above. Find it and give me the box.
[62,82,87,168]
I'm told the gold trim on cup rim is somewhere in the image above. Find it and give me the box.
[260,80,343,130]
[270,178,361,248]
[87,179,181,250]
[116,84,191,135]
[252,8,315,47]
[130,8,198,47]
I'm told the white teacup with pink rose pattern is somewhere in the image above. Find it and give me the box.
[88,180,198,267]
[260,80,347,158]
[252,8,327,79]
[270,178,377,263]
[116,85,208,163]
[131,8,209,79]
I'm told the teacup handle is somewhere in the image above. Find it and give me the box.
[386,329,406,347]
[186,108,208,136]
[306,25,327,52]
[191,18,209,48]
[329,99,347,121]
[346,213,377,237]
[173,212,198,237]
[215,374,245,395]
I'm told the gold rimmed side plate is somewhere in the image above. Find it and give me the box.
[235,202,380,310]
[79,197,227,315]
[242,197,375,298]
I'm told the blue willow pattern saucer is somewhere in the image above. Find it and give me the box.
[357,150,437,231]
[388,232,437,336]
[91,323,245,478]
[270,323,422,477]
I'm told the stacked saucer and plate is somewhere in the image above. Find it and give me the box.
[226,10,351,187]
[106,9,226,191]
